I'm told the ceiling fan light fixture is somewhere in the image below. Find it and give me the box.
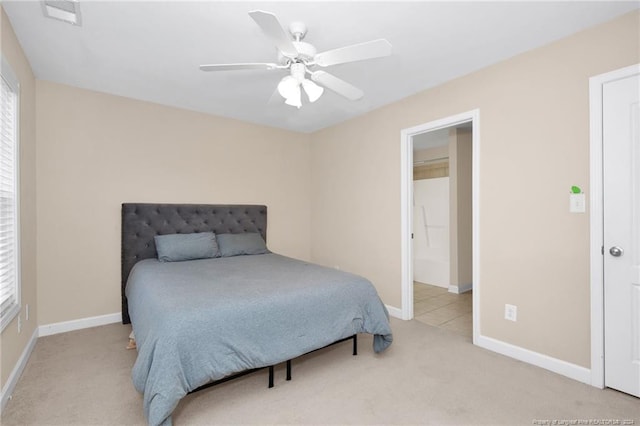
[301,79,323,103]
[200,10,393,110]
[277,76,299,100]
[284,84,302,109]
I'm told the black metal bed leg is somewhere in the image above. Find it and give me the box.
[286,360,291,381]
[352,334,358,355]
[268,366,274,388]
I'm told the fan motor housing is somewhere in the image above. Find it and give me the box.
[278,41,317,64]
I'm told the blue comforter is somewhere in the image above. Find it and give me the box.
[125,253,393,425]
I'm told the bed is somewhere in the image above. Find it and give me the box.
[121,203,393,426]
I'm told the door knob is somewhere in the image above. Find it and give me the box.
[609,246,624,257]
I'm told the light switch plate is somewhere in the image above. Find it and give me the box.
[570,193,585,213]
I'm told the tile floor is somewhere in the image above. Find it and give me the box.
[413,281,472,340]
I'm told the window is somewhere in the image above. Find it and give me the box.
[0,55,20,332]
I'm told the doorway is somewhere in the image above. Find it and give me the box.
[589,64,640,397]
[400,109,480,344]
[412,125,472,339]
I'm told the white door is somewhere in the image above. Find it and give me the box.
[603,71,640,397]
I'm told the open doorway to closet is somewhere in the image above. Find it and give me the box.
[400,110,480,344]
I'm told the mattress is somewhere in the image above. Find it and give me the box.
[125,253,393,425]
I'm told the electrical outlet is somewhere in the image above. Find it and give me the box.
[504,304,517,322]
[17,314,22,333]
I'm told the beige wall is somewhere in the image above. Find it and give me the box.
[449,128,472,288]
[0,7,38,390]
[413,146,449,164]
[310,11,640,368]
[36,81,311,325]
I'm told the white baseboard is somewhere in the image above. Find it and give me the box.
[0,327,38,413]
[38,312,122,337]
[448,282,472,294]
[476,334,591,385]
[385,305,404,320]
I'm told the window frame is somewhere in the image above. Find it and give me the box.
[0,54,21,332]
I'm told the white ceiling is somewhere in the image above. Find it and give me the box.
[4,1,638,133]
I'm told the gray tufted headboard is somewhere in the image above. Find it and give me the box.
[121,203,267,324]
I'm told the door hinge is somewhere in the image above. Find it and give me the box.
[411,233,414,239]
[601,246,604,255]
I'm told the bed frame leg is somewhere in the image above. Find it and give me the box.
[281,335,355,387]
[268,366,274,388]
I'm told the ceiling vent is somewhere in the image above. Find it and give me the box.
[42,0,82,26]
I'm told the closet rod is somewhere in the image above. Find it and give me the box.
[413,156,449,165]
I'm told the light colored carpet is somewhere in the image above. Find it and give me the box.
[2,318,638,425]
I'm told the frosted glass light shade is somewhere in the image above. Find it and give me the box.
[284,84,302,109]
[278,72,322,108]
[277,76,299,100]
[302,79,323,103]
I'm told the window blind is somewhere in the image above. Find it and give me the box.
[0,63,19,329]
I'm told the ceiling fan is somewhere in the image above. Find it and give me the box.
[199,10,392,109]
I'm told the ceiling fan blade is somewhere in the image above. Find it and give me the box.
[248,10,298,58]
[314,39,392,67]
[310,71,363,101]
[199,63,280,72]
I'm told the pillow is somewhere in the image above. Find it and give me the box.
[154,232,219,262]
[216,232,269,257]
